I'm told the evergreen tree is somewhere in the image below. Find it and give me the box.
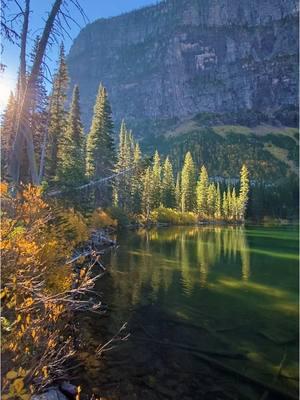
[238,164,250,221]
[131,142,143,213]
[214,183,222,220]
[161,156,176,208]
[46,43,68,181]
[207,183,216,219]
[152,150,162,208]
[113,120,132,210]
[222,191,229,220]
[1,91,16,178]
[86,83,115,180]
[181,152,196,212]
[226,186,232,220]
[113,121,142,212]
[29,36,49,175]
[56,85,85,187]
[142,166,154,219]
[175,173,181,210]
[231,187,238,220]
[196,165,209,218]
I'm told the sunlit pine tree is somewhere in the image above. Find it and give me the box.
[152,150,162,208]
[238,164,250,221]
[181,151,196,212]
[142,166,154,219]
[226,185,232,220]
[222,191,229,220]
[131,142,143,213]
[214,183,222,220]
[207,183,216,219]
[196,165,209,218]
[175,173,181,210]
[161,156,176,208]
[231,187,238,220]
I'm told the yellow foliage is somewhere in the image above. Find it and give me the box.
[6,371,18,380]
[13,378,24,393]
[90,208,117,229]
[1,184,75,393]
[150,206,197,225]
[0,181,8,195]
[4,369,30,400]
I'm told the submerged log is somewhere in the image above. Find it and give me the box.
[135,337,297,400]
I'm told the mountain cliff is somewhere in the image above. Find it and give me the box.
[68,0,298,132]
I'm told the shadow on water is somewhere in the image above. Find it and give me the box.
[78,225,299,400]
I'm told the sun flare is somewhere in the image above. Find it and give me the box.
[0,78,14,111]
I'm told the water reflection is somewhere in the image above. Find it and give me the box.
[92,225,298,399]
[109,226,250,304]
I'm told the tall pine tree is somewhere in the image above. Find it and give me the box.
[131,142,143,213]
[222,191,229,220]
[175,173,181,210]
[142,166,154,219]
[238,164,250,221]
[86,83,115,180]
[231,187,238,220]
[196,165,209,218]
[46,43,68,181]
[207,183,216,219]
[29,35,49,180]
[152,150,162,208]
[56,85,85,187]
[161,156,176,208]
[181,152,196,212]
[214,183,222,220]
[113,120,131,210]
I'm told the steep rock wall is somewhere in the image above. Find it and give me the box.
[68,0,299,133]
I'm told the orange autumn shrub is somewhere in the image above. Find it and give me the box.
[1,184,76,396]
[90,208,117,229]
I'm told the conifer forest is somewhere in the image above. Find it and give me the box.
[0,1,299,400]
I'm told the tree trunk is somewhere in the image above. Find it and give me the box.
[38,129,48,183]
[9,0,63,185]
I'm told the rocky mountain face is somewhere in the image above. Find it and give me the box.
[68,0,299,136]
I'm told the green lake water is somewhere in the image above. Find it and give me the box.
[81,225,299,399]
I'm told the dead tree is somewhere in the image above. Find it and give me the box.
[9,0,63,184]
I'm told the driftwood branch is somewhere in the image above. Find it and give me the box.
[96,323,130,356]
[47,166,137,197]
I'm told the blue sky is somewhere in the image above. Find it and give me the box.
[0,0,156,109]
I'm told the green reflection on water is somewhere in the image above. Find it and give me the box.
[103,225,299,393]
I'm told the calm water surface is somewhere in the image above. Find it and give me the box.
[81,225,299,399]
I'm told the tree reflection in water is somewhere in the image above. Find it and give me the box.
[109,226,250,303]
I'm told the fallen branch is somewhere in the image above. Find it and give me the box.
[66,250,104,265]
